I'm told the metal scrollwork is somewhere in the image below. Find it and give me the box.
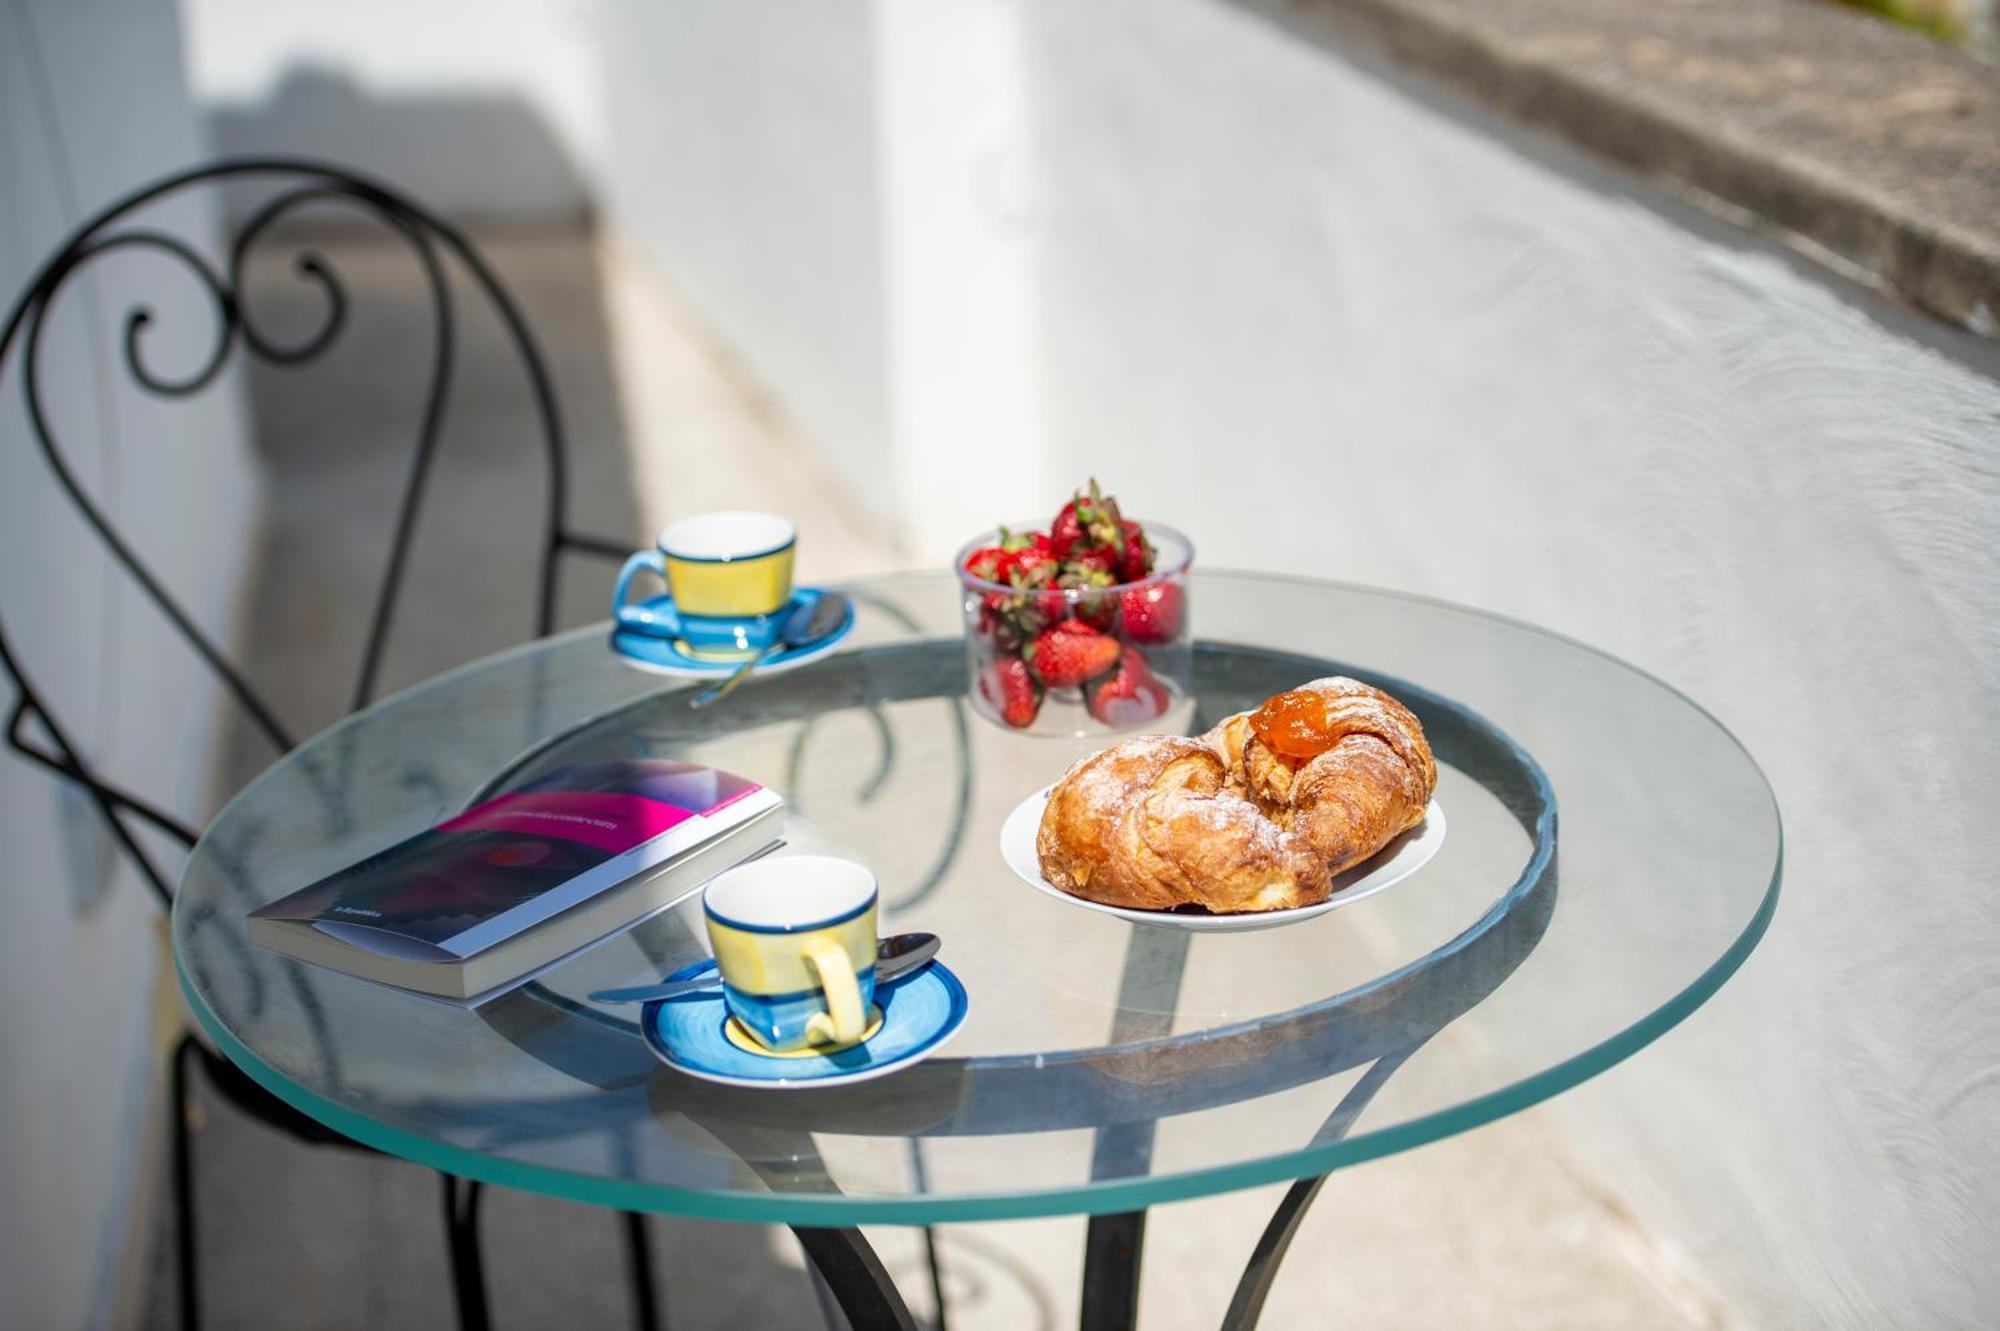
[0,157,627,911]
[229,189,355,365]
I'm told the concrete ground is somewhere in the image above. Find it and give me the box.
[148,225,1723,1330]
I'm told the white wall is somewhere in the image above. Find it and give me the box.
[0,1,259,1325]
[873,0,1053,540]
[180,0,605,222]
[592,0,1064,543]
[594,1,898,526]
[594,2,2000,1326]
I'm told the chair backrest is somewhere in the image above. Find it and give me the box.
[0,157,626,906]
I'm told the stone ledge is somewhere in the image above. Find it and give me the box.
[1232,0,2000,337]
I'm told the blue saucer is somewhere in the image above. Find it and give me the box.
[610,586,855,678]
[643,958,968,1089]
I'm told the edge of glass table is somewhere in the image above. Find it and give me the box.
[177,888,1776,1227]
[172,570,1783,1226]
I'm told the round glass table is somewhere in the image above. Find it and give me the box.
[173,571,1781,1330]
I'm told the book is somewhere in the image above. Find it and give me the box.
[248,759,783,1000]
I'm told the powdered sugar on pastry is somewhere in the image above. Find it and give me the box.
[1036,678,1437,912]
[1170,787,1288,857]
[1037,735,1331,913]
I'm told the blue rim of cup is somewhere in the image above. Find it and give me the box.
[703,890,876,936]
[658,511,797,564]
[660,534,795,564]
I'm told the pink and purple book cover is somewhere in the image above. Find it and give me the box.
[251,760,777,959]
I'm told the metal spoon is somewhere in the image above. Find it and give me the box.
[689,591,852,709]
[588,931,939,1005]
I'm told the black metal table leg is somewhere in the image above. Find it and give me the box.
[1078,927,1190,1330]
[609,1122,665,1331]
[793,1226,921,1331]
[1080,1210,1147,1330]
[1219,1045,1428,1330]
[621,1209,663,1331]
[900,1138,949,1330]
[808,1256,849,1331]
[171,1036,201,1331]
[443,1176,492,1331]
[1219,1175,1327,1331]
[920,1226,949,1331]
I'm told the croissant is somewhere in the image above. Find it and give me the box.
[1203,677,1436,876]
[1036,678,1436,914]
[1035,735,1332,913]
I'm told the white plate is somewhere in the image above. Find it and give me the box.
[998,786,1445,932]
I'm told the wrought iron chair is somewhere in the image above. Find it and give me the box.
[0,159,657,1331]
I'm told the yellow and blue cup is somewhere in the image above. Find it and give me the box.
[614,511,797,660]
[702,855,878,1053]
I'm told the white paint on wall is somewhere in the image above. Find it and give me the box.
[180,0,606,221]
[594,1,897,527]
[584,1,2000,1326]
[874,0,1052,553]
[591,0,1056,547]
[0,1,259,1325]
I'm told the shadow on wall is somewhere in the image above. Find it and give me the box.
[175,87,625,789]
[179,95,632,778]
[210,64,594,225]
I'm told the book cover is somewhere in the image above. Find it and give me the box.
[251,759,778,965]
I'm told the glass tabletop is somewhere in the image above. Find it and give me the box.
[173,571,1780,1225]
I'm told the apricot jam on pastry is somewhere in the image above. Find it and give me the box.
[1248,687,1339,760]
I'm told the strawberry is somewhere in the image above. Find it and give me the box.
[1050,502,1087,561]
[1054,558,1119,630]
[1120,581,1184,645]
[1070,585,1120,632]
[1116,519,1155,582]
[1001,527,1054,559]
[979,591,1042,650]
[1026,619,1121,689]
[1009,545,1059,589]
[972,528,1068,647]
[1087,646,1170,726]
[962,543,1012,585]
[979,656,1042,728]
[1050,479,1125,560]
[1064,545,1120,580]
[967,528,1054,586]
[977,590,1011,630]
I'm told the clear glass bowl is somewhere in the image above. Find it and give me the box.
[955,519,1195,736]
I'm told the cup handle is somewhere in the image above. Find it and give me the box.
[802,937,865,1046]
[613,550,668,629]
